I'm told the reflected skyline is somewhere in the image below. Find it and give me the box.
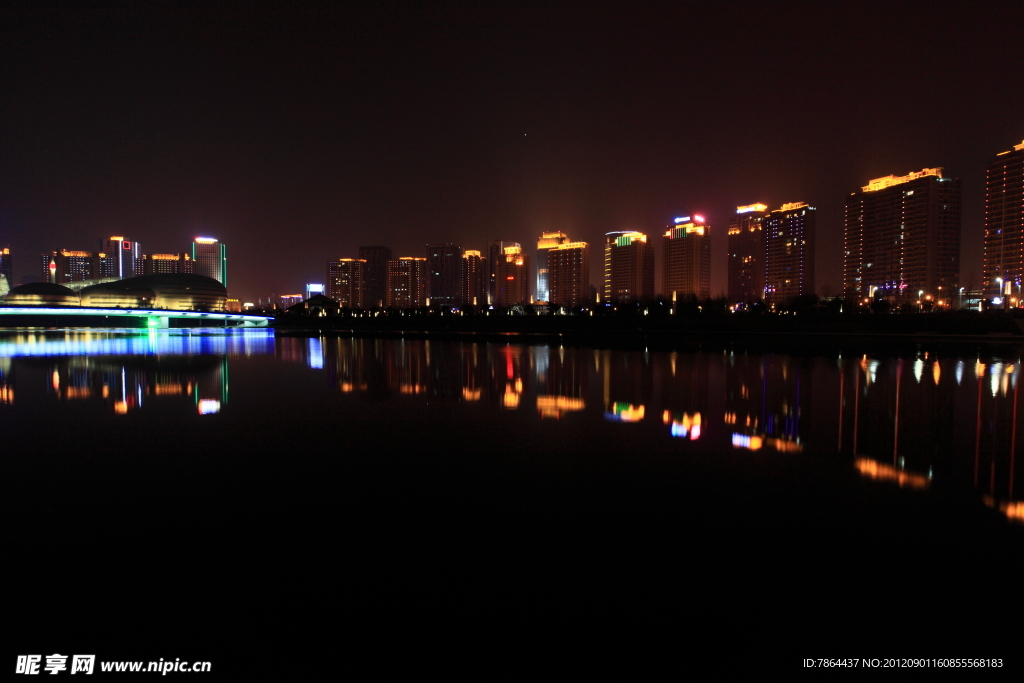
[5,331,1022,523]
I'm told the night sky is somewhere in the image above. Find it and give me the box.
[2,1,1023,303]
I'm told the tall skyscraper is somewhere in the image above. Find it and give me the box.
[0,247,11,293]
[536,231,570,302]
[192,237,227,286]
[42,250,95,284]
[487,241,520,304]
[844,168,960,304]
[494,245,530,307]
[984,140,1024,301]
[606,231,654,303]
[764,203,816,306]
[462,250,487,306]
[663,216,710,301]
[327,258,367,308]
[547,241,590,307]
[358,246,392,308]
[728,204,768,304]
[425,243,463,307]
[386,257,426,308]
[100,237,142,279]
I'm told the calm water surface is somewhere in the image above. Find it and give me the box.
[5,330,1023,672]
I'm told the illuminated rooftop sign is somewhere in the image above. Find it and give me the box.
[194,237,218,244]
[665,225,706,238]
[673,216,691,224]
[777,202,809,212]
[862,168,942,193]
[736,204,767,214]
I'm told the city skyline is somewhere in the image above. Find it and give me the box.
[1,4,1022,302]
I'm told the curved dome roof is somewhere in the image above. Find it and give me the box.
[7,282,77,296]
[80,273,226,311]
[4,282,79,305]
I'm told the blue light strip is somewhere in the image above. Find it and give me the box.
[0,307,271,323]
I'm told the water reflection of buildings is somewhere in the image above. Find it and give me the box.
[272,337,1024,524]
[840,354,1024,523]
[601,348,651,423]
[659,351,708,440]
[724,353,805,453]
[0,331,263,415]
[42,354,229,415]
[0,356,11,404]
[535,345,587,419]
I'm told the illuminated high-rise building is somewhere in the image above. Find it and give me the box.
[728,204,768,304]
[386,257,426,308]
[494,245,530,307]
[984,140,1024,300]
[764,203,816,306]
[327,258,366,308]
[487,241,520,304]
[42,250,95,284]
[547,242,590,307]
[536,231,570,302]
[358,246,392,308]
[425,242,463,307]
[844,168,960,304]
[606,231,654,303]
[143,253,193,275]
[462,250,487,306]
[192,237,227,286]
[100,237,142,279]
[0,247,11,293]
[663,216,710,301]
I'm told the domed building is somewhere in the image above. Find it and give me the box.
[79,274,227,311]
[3,282,79,306]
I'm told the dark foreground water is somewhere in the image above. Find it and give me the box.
[5,330,1024,675]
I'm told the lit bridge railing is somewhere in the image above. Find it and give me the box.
[0,307,272,328]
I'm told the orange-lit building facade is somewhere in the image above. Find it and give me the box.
[42,250,95,284]
[728,204,767,304]
[844,168,960,304]
[984,141,1024,301]
[547,242,590,307]
[143,253,194,275]
[536,231,571,302]
[764,203,816,306]
[327,258,366,308]
[462,250,487,306]
[663,217,710,301]
[606,231,654,303]
[487,241,519,304]
[494,245,530,307]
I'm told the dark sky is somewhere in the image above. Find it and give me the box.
[2,1,1023,302]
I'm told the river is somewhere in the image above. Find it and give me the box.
[5,330,1022,673]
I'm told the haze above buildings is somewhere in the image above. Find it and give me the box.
[2,3,1023,303]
